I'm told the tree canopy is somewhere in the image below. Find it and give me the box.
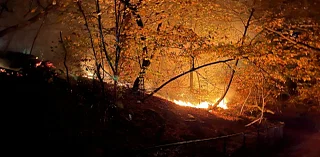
[0,0,320,117]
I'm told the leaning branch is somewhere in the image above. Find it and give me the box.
[211,8,255,109]
[264,27,320,52]
[142,58,235,101]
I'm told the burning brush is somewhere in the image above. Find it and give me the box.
[172,98,228,110]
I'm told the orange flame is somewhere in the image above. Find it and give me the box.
[216,99,228,109]
[173,100,210,109]
[173,98,228,109]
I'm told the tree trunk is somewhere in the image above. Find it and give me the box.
[190,56,194,90]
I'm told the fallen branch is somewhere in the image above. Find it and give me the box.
[246,105,275,114]
[246,80,274,127]
[245,117,262,127]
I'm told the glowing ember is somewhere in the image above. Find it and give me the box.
[173,99,228,109]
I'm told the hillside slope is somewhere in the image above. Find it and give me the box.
[0,67,264,157]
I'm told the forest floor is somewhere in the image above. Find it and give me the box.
[1,66,319,157]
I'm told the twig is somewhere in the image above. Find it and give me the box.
[264,27,297,44]
[249,29,264,45]
[24,0,35,17]
[240,87,252,115]
[264,27,320,52]
[194,71,221,89]
[29,12,47,55]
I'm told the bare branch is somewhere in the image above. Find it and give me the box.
[264,27,297,44]
[245,117,262,127]
[30,13,47,55]
[264,27,320,52]
[211,8,255,109]
[240,87,252,115]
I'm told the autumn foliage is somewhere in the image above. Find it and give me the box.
[1,0,320,119]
